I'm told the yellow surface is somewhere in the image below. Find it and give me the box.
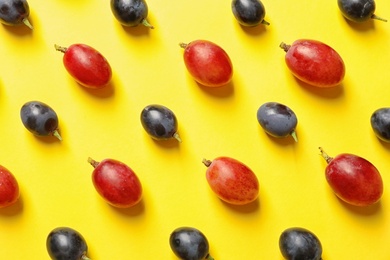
[0,0,389,259]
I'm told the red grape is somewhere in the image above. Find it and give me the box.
[319,147,383,206]
[55,44,112,89]
[280,39,345,88]
[179,40,233,87]
[88,157,142,208]
[0,165,19,208]
[202,157,259,205]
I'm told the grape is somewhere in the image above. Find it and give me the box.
[140,104,182,142]
[279,227,322,260]
[231,0,269,26]
[46,227,90,260]
[110,0,153,28]
[370,107,390,142]
[257,102,298,142]
[0,165,19,208]
[202,156,259,205]
[0,0,32,29]
[55,43,112,89]
[169,227,214,260]
[280,39,345,88]
[88,157,142,208]
[338,0,387,23]
[20,101,62,140]
[319,147,383,206]
[179,40,233,87]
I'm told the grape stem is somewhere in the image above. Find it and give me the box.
[205,253,215,260]
[141,18,154,29]
[279,42,291,52]
[82,254,91,260]
[261,19,270,26]
[290,131,298,142]
[319,147,333,164]
[173,132,182,142]
[22,18,33,29]
[87,157,99,168]
[52,130,62,141]
[202,159,212,167]
[179,42,188,49]
[54,44,68,53]
[371,14,387,22]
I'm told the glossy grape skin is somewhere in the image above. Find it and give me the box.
[0,165,19,208]
[338,0,387,22]
[257,102,298,142]
[280,39,345,88]
[140,104,182,142]
[231,0,269,26]
[110,0,153,28]
[370,107,390,142]
[179,40,233,88]
[46,227,90,260]
[88,157,142,208]
[203,157,259,205]
[319,148,383,206]
[20,101,62,140]
[0,0,32,29]
[55,44,112,89]
[169,227,214,260]
[279,227,322,260]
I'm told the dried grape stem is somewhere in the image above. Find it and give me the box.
[279,42,291,52]
[179,42,188,49]
[87,157,99,168]
[54,44,67,53]
[261,19,270,26]
[319,147,333,164]
[202,158,212,167]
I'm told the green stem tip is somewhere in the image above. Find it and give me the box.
[261,19,270,26]
[206,253,215,260]
[371,14,387,22]
[52,130,62,141]
[290,131,298,142]
[173,132,182,143]
[22,18,33,29]
[87,157,99,168]
[141,19,154,29]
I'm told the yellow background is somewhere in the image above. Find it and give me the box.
[0,0,389,259]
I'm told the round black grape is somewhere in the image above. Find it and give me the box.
[0,0,32,28]
[279,227,322,260]
[371,107,390,142]
[169,227,214,260]
[256,102,298,141]
[110,0,153,28]
[20,101,62,140]
[337,0,387,22]
[231,0,269,26]
[46,227,90,260]
[140,104,181,142]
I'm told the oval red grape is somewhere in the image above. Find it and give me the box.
[203,156,259,205]
[319,147,383,206]
[88,158,142,208]
[180,40,233,87]
[0,165,19,208]
[55,44,112,88]
[280,39,345,88]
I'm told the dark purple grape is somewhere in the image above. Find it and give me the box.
[0,0,32,29]
[20,101,62,140]
[231,0,269,26]
[46,227,90,260]
[110,0,153,28]
[169,227,214,260]
[256,102,298,142]
[371,107,390,142]
[140,104,181,142]
[279,227,322,260]
[337,0,387,22]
